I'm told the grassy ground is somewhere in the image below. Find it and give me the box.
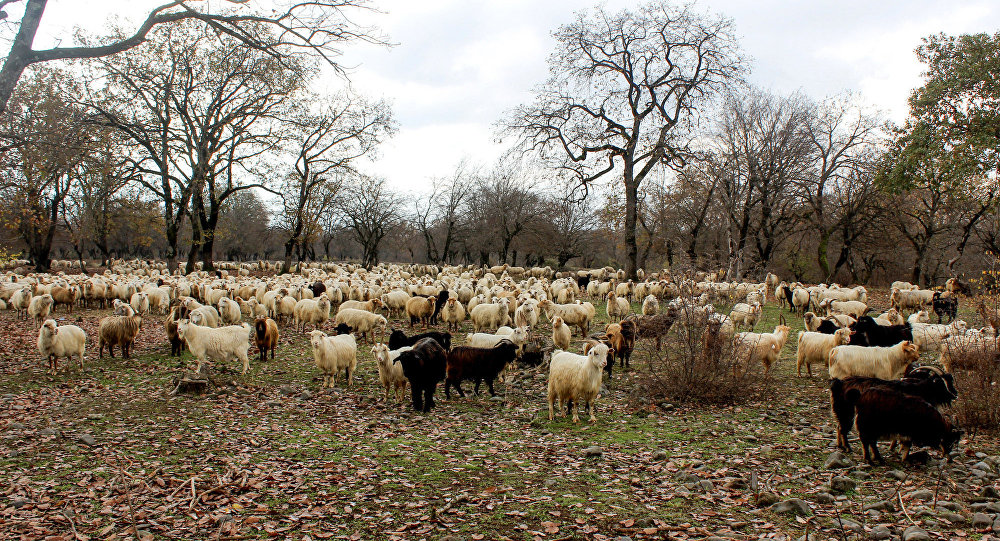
[0,291,997,540]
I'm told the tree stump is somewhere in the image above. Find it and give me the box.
[170,371,211,395]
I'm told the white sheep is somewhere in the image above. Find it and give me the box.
[293,295,332,332]
[552,316,571,351]
[729,302,762,329]
[547,343,609,423]
[890,287,934,313]
[440,297,466,331]
[333,308,387,343]
[112,298,136,317]
[907,310,931,324]
[28,293,54,327]
[874,308,904,326]
[939,333,999,372]
[309,330,357,388]
[177,320,253,374]
[189,305,221,328]
[791,287,811,314]
[218,296,242,326]
[514,300,539,330]
[371,343,410,401]
[734,322,792,371]
[606,291,631,322]
[381,290,411,317]
[538,300,594,336]
[822,299,868,319]
[470,298,510,332]
[10,286,32,319]
[130,291,150,316]
[910,320,966,352]
[467,326,528,351]
[795,328,852,377]
[37,319,86,371]
[828,341,920,380]
[641,294,659,316]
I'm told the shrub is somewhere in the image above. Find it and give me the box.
[947,338,1000,430]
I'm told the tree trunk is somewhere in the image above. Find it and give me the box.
[0,0,46,115]
[624,180,639,279]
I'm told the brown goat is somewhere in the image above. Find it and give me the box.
[254,317,279,363]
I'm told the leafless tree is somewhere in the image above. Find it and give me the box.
[338,175,402,267]
[413,159,478,264]
[506,1,744,278]
[0,0,385,114]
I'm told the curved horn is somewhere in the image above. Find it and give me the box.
[779,314,786,326]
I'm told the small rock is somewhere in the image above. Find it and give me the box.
[6,422,24,431]
[489,396,504,402]
[613,537,634,541]
[440,536,463,541]
[86,413,102,420]
[756,492,780,508]
[983,486,1000,499]
[279,385,297,396]
[77,434,97,447]
[675,472,700,483]
[824,451,853,470]
[907,489,934,501]
[864,500,894,512]
[698,480,714,492]
[543,479,557,488]
[828,517,862,532]
[2,394,15,400]
[850,470,870,479]
[299,391,313,400]
[583,446,603,458]
[723,477,747,490]
[993,517,1000,533]
[770,498,811,516]
[812,492,835,504]
[10,498,28,508]
[939,511,966,524]
[869,525,892,540]
[634,518,654,528]
[652,450,667,461]
[975,462,994,472]
[902,526,931,541]
[886,470,907,481]
[974,512,993,528]
[830,476,857,494]
[37,428,59,437]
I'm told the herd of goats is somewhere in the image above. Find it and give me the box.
[2,259,994,465]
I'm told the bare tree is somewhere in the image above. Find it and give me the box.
[0,0,385,114]
[507,1,744,278]
[413,159,478,264]
[278,95,394,273]
[338,175,402,267]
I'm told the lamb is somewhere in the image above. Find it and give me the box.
[444,340,519,398]
[932,291,959,323]
[130,291,151,316]
[829,372,958,452]
[253,317,279,363]
[467,326,528,353]
[734,320,791,371]
[729,302,762,329]
[439,297,466,331]
[405,296,436,328]
[9,286,31,319]
[27,293,53,328]
[381,290,411,317]
[547,343,609,423]
[795,328,852,377]
[37,319,86,371]
[605,291,631,322]
[276,295,297,323]
[339,298,384,314]
[827,341,920,380]
[333,308,387,343]
[552,316,571,351]
[907,310,931,324]
[388,329,452,351]
[514,300,538,330]
[98,315,143,359]
[469,298,510,332]
[293,295,332,332]
[538,299,594,336]
[308,330,357,387]
[370,343,410,402]
[178,320,252,374]
[641,294,659,316]
[848,387,962,464]
[394,337,448,412]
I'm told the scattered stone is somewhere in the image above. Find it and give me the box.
[759,445,774,453]
[652,450,667,461]
[675,472,700,483]
[6,422,24,431]
[299,391,313,400]
[828,517,862,532]
[489,396,504,402]
[770,498,811,516]
[939,512,966,524]
[440,536,463,541]
[37,428,59,437]
[902,526,930,541]
[869,525,892,540]
[755,492,780,508]
[886,469,907,480]
[613,537,634,541]
[2,394,15,401]
[983,486,1000,499]
[697,480,714,492]
[993,517,1000,533]
[824,451,853,469]
[543,479,557,488]
[974,512,993,528]
[279,385,297,396]
[10,498,28,508]
[86,413,102,420]
[907,489,934,501]
[864,500,894,512]
[812,492,835,504]
[583,446,602,458]
[723,477,747,490]
[76,433,96,447]
[830,476,857,494]
[975,462,994,472]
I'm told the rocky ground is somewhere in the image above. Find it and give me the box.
[0,294,998,540]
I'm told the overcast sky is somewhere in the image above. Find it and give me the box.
[25,0,1000,192]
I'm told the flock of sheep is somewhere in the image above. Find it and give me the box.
[3,260,995,465]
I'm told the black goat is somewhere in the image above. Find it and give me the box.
[933,292,958,324]
[394,338,448,412]
[388,329,452,351]
[444,340,518,398]
[850,316,912,347]
[847,387,962,464]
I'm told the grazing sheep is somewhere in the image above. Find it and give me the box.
[9,286,31,319]
[394,337,448,412]
[821,299,868,319]
[803,311,823,332]
[791,287,811,315]
[440,297,466,331]
[552,316,571,351]
[28,293,54,328]
[848,387,962,464]
[98,315,143,359]
[308,330,357,387]
[333,308,387,343]
[276,295,297,323]
[50,284,79,313]
[381,290,411,317]
[444,340,519,398]
[729,302,762,329]
[830,372,958,452]
[890,287,935,314]
[470,298,510,332]
[910,320,965,352]
[371,343,410,402]
[37,319,86,371]
[405,296,436,328]
[605,291,631,322]
[538,299,594,336]
[388,329,452,351]
[339,298,384,314]
[795,328,852,377]
[734,321,792,371]
[253,317,279,363]
[547,343,609,423]
[827,341,920,380]
[130,291,151,316]
[293,295,332,332]
[641,294,659,316]
[467,326,527,353]
[178,320,252,374]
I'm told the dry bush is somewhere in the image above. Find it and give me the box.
[633,305,772,405]
[946,336,1000,430]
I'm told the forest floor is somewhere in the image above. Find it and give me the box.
[1,289,999,540]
